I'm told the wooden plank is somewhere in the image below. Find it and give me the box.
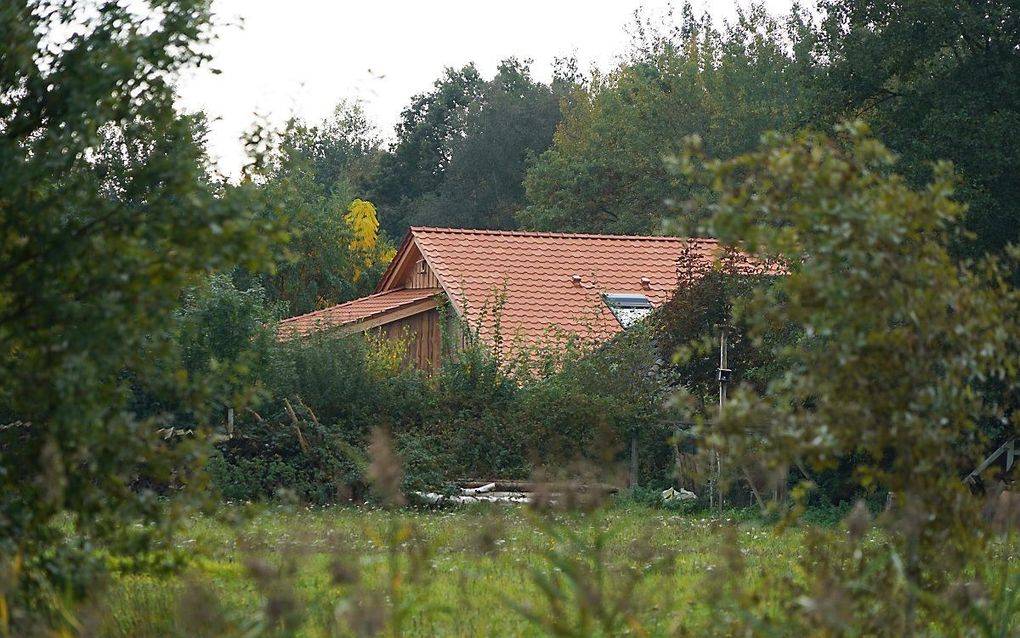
[457,479,621,494]
[365,307,443,372]
[964,437,1017,484]
[429,309,442,371]
[405,258,441,290]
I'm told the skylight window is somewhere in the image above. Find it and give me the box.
[603,293,653,329]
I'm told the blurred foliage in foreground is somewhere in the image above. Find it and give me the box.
[666,122,1020,634]
[0,0,278,630]
[2,0,1020,635]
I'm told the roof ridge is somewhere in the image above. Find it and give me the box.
[409,226,718,243]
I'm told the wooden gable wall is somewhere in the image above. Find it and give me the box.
[405,257,441,290]
[370,254,446,372]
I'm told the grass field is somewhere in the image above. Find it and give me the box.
[86,503,821,637]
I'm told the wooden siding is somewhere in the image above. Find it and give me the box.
[377,307,443,372]
[358,257,446,372]
[405,258,441,290]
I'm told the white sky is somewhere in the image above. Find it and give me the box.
[175,0,795,179]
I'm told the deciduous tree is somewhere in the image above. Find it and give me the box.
[0,0,275,627]
[671,123,1020,632]
[370,60,562,237]
[236,105,391,315]
[810,0,1020,265]
[519,4,809,234]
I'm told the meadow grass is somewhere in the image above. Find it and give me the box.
[86,502,818,637]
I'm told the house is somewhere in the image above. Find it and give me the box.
[276,227,749,370]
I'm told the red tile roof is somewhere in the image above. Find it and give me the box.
[280,227,774,351]
[277,287,441,340]
[399,227,740,353]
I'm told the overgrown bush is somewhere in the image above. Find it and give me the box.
[204,314,680,504]
[515,326,677,485]
[205,333,431,503]
[428,335,526,477]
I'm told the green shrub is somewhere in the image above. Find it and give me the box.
[207,453,309,503]
[208,302,682,504]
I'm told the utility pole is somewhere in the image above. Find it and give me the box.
[715,323,732,514]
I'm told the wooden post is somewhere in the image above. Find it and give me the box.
[226,406,234,439]
[630,436,639,490]
[719,326,728,412]
[716,325,729,513]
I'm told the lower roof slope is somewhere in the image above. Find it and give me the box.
[277,287,441,340]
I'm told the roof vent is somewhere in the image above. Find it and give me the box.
[571,274,582,286]
[603,293,653,329]
[640,277,651,289]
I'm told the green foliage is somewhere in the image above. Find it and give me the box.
[211,399,369,504]
[206,321,678,505]
[268,100,380,201]
[429,339,527,478]
[175,274,286,415]
[517,327,676,484]
[371,65,483,226]
[519,4,808,234]
[0,0,275,628]
[266,333,430,435]
[91,505,1020,637]
[810,0,1020,265]
[513,510,676,637]
[127,274,285,450]
[370,60,563,237]
[654,263,790,414]
[236,102,390,316]
[205,333,447,504]
[410,59,564,232]
[671,122,1020,632]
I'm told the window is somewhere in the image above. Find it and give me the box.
[602,293,653,329]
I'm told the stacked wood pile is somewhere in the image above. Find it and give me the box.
[413,479,619,506]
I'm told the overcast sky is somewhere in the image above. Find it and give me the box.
[175,0,795,178]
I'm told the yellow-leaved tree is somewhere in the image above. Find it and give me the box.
[345,198,396,281]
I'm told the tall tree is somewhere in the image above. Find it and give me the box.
[0,0,274,627]
[518,4,809,234]
[268,100,380,200]
[370,60,562,237]
[810,0,1020,263]
[237,103,392,316]
[370,64,484,237]
[411,59,563,230]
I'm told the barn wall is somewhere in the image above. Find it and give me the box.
[377,307,443,372]
[362,259,446,373]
